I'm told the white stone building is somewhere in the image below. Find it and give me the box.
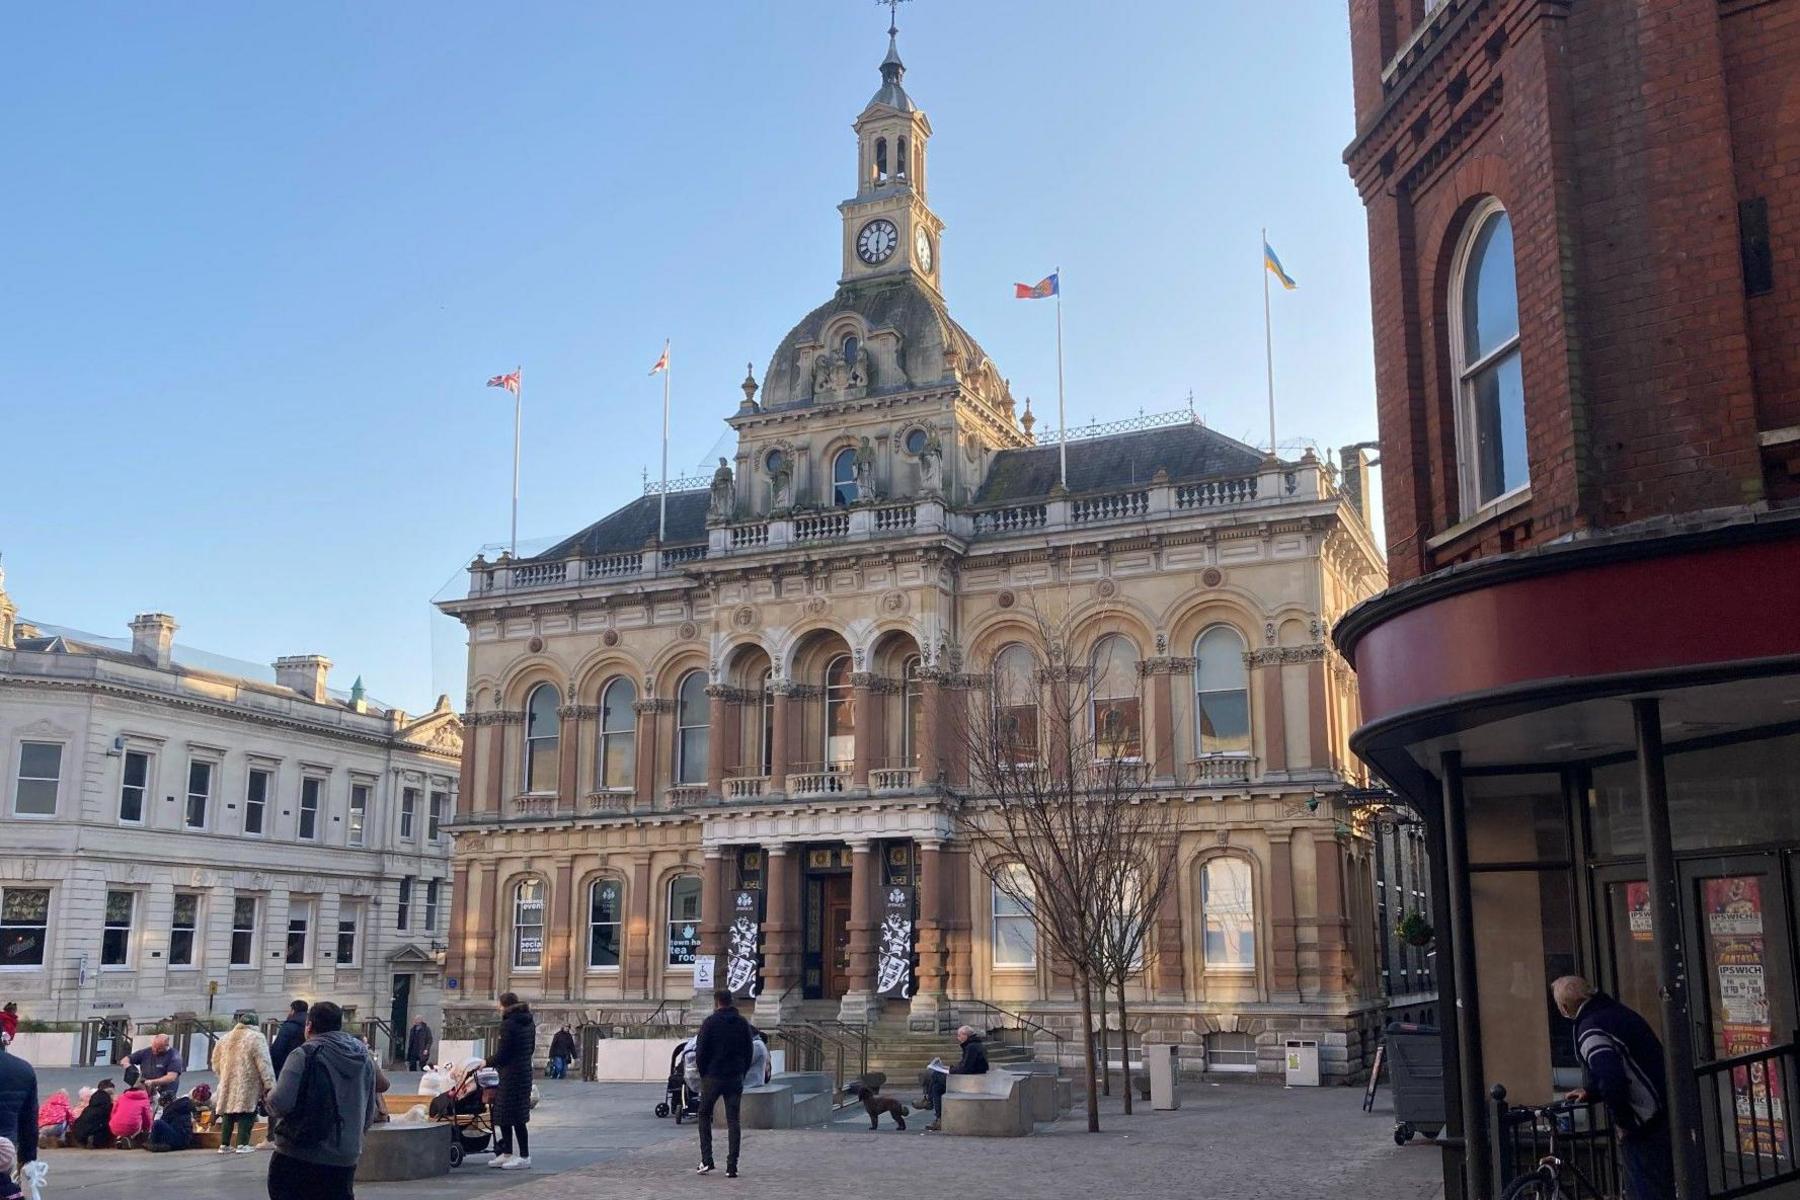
[0,563,459,1054]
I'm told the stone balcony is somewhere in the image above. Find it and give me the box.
[458,459,1329,600]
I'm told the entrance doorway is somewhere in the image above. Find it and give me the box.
[390,974,412,1064]
[823,876,852,998]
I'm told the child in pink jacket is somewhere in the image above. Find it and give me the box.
[109,1081,153,1147]
[37,1089,74,1141]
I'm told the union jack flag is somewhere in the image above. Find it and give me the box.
[486,370,520,395]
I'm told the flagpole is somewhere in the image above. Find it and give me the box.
[511,365,522,558]
[1262,229,1277,455]
[659,342,670,543]
[1055,267,1067,489]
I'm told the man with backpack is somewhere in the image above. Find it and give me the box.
[265,1001,378,1200]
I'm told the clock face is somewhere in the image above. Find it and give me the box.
[914,227,933,273]
[857,219,898,265]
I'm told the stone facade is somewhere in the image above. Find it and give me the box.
[438,27,1393,1080]
[0,564,459,1048]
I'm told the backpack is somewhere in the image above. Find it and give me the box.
[271,1044,342,1149]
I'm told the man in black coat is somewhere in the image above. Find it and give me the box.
[270,999,309,1077]
[919,1025,989,1131]
[692,990,753,1178]
[405,1018,434,1072]
[0,1039,38,1174]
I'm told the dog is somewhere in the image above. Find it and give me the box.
[844,1077,907,1131]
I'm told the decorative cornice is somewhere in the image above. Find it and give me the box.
[1136,656,1196,677]
[632,699,676,715]
[848,672,904,693]
[557,704,600,720]
[1246,644,1329,667]
[704,684,755,703]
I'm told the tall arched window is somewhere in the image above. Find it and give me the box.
[758,668,775,776]
[1452,200,1528,513]
[832,447,858,507]
[598,677,636,791]
[675,671,709,786]
[1201,857,1255,974]
[666,874,702,967]
[901,654,923,765]
[523,684,560,793]
[1089,635,1141,760]
[512,878,545,969]
[824,654,855,770]
[874,136,888,182]
[588,877,622,969]
[1194,626,1250,756]
[993,643,1040,765]
[895,136,908,180]
[841,334,860,365]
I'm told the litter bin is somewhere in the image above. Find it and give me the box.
[1383,1022,1445,1144]
[1285,1039,1321,1087]
[1147,1043,1181,1110]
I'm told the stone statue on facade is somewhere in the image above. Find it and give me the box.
[770,457,794,510]
[707,457,736,522]
[847,345,872,393]
[918,428,944,493]
[853,436,877,501]
[811,352,835,398]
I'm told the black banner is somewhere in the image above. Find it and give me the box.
[724,889,762,998]
[876,885,915,998]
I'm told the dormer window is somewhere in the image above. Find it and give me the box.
[842,335,860,365]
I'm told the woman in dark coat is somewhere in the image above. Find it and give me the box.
[484,993,536,1170]
[70,1080,115,1148]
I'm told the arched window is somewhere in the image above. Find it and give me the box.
[1089,635,1141,760]
[1201,857,1255,974]
[824,654,855,770]
[598,677,636,791]
[512,878,545,969]
[666,874,702,967]
[993,643,1040,765]
[588,877,622,969]
[675,671,709,786]
[832,447,858,508]
[901,654,923,766]
[992,863,1037,968]
[1452,200,1528,513]
[874,137,888,182]
[523,683,560,793]
[841,334,860,366]
[895,136,908,179]
[1194,626,1250,756]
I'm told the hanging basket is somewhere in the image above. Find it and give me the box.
[1396,911,1435,948]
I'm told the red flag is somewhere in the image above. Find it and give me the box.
[648,340,670,375]
[1013,273,1059,300]
[486,371,520,395]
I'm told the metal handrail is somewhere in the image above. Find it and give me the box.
[956,998,1067,1057]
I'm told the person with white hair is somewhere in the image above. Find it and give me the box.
[1551,975,1674,1200]
[916,1024,988,1132]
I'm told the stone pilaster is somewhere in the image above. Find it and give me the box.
[837,839,881,1022]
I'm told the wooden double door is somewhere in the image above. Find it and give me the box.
[805,873,854,999]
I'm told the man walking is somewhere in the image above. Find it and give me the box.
[547,1025,577,1080]
[692,990,753,1178]
[1553,976,1675,1200]
[265,1001,379,1200]
[270,1000,309,1077]
[405,1017,433,1072]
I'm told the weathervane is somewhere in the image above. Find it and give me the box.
[877,0,912,35]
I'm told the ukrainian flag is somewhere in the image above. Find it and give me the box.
[1263,241,1298,291]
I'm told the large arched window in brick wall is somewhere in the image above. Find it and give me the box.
[1451,198,1529,514]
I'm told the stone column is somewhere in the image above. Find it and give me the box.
[850,674,880,790]
[556,706,584,815]
[1313,836,1350,998]
[1268,836,1299,1001]
[445,860,472,996]
[917,673,943,786]
[1154,839,1185,1000]
[624,854,653,997]
[1306,653,1331,775]
[697,850,729,1001]
[1150,669,1176,780]
[837,839,881,1022]
[768,685,793,793]
[548,858,575,999]
[632,700,664,810]
[945,846,975,997]
[910,839,948,1028]
[472,861,499,998]
[1256,657,1288,776]
[704,687,732,798]
[760,845,802,1022]
[482,718,507,815]
[457,718,478,819]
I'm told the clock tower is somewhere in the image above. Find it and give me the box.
[839,22,942,294]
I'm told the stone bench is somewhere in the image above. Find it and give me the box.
[741,1071,833,1130]
[354,1122,451,1182]
[382,1092,433,1116]
[940,1071,1032,1137]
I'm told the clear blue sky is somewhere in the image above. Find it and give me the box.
[5,1,1375,711]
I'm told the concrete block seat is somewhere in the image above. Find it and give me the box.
[940,1071,1033,1137]
[354,1121,452,1182]
[1004,1062,1074,1118]
[740,1072,834,1130]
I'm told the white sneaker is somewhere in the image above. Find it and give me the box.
[499,1157,531,1171]
[236,1145,256,1154]
[217,1146,230,1154]
[489,1154,513,1168]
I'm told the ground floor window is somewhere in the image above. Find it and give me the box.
[101,890,134,967]
[667,875,701,967]
[286,900,312,966]
[230,896,257,966]
[1205,1031,1258,1073]
[0,887,49,966]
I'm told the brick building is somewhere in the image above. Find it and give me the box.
[1337,1,1800,1196]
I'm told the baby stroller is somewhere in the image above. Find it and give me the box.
[430,1060,498,1168]
[654,1038,700,1123]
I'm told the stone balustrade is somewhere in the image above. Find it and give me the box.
[665,785,708,809]
[786,771,847,797]
[725,775,769,800]
[511,795,558,818]
[1188,754,1258,783]
[870,765,919,791]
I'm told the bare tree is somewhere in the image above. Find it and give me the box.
[944,599,1172,1132]
[1091,832,1182,1115]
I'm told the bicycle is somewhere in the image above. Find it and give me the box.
[1500,1099,1608,1199]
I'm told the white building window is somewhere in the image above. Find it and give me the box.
[1451,199,1528,514]
[13,741,61,817]
[424,879,440,931]
[347,782,370,847]
[337,905,359,967]
[244,769,270,836]
[229,897,257,967]
[428,790,446,840]
[169,893,200,967]
[675,672,709,786]
[589,878,622,969]
[524,683,561,794]
[397,876,413,931]
[0,888,50,967]
[1090,634,1142,760]
[666,875,701,967]
[400,787,418,840]
[513,879,545,969]
[992,864,1037,968]
[1201,857,1256,974]
[286,900,313,967]
[599,677,637,791]
[299,778,322,841]
[119,750,150,824]
[1194,626,1251,756]
[184,759,213,830]
[102,890,135,968]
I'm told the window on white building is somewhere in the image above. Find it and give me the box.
[513,880,545,969]
[244,769,270,836]
[299,778,322,841]
[400,787,418,840]
[992,864,1037,968]
[589,878,622,969]
[0,888,49,967]
[1451,199,1529,514]
[119,750,150,824]
[229,896,257,967]
[337,906,359,967]
[347,783,370,847]
[397,876,413,931]
[424,879,440,931]
[286,900,313,966]
[184,760,212,830]
[169,893,200,967]
[666,875,701,967]
[428,791,446,841]
[13,741,61,817]
[102,890,134,967]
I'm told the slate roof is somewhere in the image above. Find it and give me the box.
[975,423,1269,504]
[533,490,711,561]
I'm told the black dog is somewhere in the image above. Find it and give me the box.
[844,1080,907,1131]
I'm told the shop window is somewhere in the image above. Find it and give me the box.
[589,878,622,969]
[512,879,545,970]
[667,875,702,967]
[0,888,49,967]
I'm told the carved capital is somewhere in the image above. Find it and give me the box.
[632,698,677,715]
[1246,643,1329,667]
[704,684,753,703]
[556,704,600,720]
[1136,656,1196,677]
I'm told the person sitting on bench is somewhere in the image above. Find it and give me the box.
[917,1025,989,1132]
